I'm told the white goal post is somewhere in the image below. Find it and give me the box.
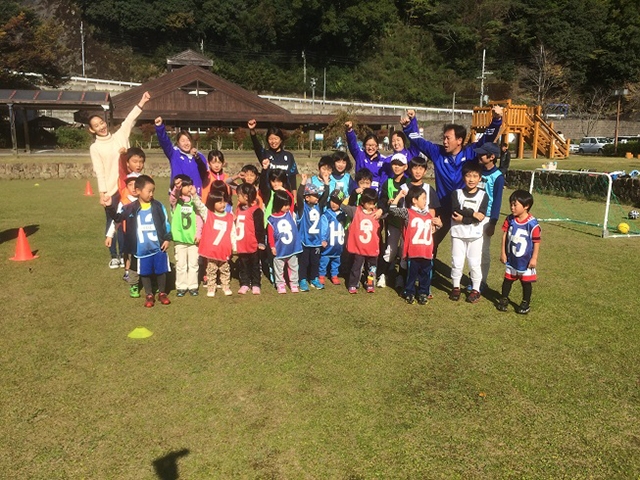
[528,168,638,238]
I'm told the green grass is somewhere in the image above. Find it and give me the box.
[1,178,640,478]
[511,155,640,173]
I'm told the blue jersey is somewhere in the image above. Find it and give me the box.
[329,172,352,197]
[504,214,540,272]
[320,209,346,258]
[310,175,328,196]
[136,203,169,258]
[480,166,504,223]
[297,201,324,247]
[268,211,302,258]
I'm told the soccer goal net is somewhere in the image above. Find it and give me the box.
[528,168,640,238]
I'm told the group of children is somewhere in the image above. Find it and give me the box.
[91,97,540,313]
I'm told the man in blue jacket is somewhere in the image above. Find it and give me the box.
[401,105,504,253]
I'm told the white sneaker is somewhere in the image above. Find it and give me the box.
[109,258,120,269]
[207,288,216,297]
[119,257,125,268]
[376,274,386,288]
[223,288,232,296]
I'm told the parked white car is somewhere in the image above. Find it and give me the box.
[578,137,612,155]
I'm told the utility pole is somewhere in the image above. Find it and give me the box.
[310,78,317,114]
[477,49,493,106]
[537,44,543,104]
[302,51,307,99]
[8,103,17,155]
[451,92,456,123]
[613,88,629,154]
[323,67,327,107]
[80,21,86,77]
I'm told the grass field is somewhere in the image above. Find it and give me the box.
[2,176,640,478]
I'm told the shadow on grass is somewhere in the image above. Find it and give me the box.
[153,448,190,480]
[0,224,39,245]
[539,221,603,238]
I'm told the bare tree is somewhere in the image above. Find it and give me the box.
[519,43,567,110]
[572,88,611,136]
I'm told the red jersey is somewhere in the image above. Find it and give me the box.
[346,206,380,256]
[199,211,234,261]
[402,208,434,259]
[235,204,260,254]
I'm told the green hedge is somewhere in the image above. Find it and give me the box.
[55,127,92,149]
[603,141,640,157]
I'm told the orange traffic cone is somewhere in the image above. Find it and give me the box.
[9,228,38,261]
[84,180,94,196]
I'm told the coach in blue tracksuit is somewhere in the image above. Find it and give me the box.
[401,105,504,252]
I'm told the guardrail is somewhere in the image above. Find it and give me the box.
[68,76,142,87]
[258,95,473,115]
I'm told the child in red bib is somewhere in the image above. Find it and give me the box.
[199,189,236,297]
[390,185,442,305]
[235,183,266,295]
[340,188,383,293]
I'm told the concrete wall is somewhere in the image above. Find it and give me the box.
[2,162,637,207]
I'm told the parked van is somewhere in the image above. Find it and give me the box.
[578,137,611,155]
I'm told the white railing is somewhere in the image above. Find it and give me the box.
[259,95,473,115]
[68,76,142,87]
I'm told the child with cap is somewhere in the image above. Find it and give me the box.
[296,173,331,291]
[377,152,409,288]
[475,142,504,292]
[319,189,347,285]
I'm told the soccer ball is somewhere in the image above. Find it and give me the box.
[629,210,640,220]
[618,222,630,234]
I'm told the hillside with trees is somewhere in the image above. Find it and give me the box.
[3,0,640,114]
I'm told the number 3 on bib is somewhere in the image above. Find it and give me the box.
[359,218,373,244]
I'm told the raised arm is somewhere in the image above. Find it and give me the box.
[401,110,421,159]
[154,117,174,159]
[403,120,441,160]
[473,105,504,148]
[248,119,266,163]
[115,91,150,142]
[345,122,366,171]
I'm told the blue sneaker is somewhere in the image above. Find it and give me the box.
[299,279,310,292]
[310,278,324,290]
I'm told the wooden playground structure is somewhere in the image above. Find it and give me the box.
[471,99,570,159]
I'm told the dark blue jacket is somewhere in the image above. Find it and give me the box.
[404,118,502,210]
